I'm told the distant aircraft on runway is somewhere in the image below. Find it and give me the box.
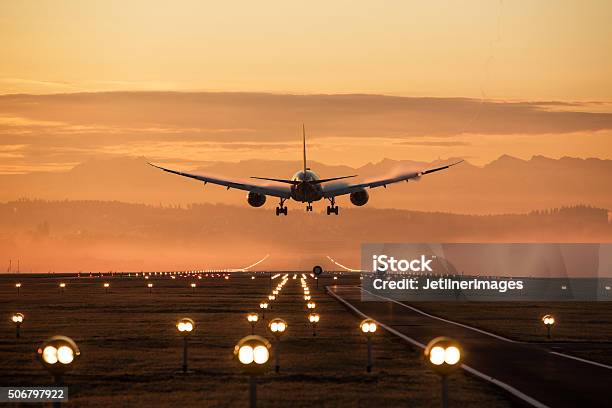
[149,125,462,216]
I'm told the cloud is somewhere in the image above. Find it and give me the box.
[0,91,611,173]
[395,140,471,147]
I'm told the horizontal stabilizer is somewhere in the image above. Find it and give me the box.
[251,176,300,185]
[310,175,358,184]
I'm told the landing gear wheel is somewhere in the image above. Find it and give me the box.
[326,198,339,215]
[326,206,339,215]
[275,199,288,216]
[306,204,313,212]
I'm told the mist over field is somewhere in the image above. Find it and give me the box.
[1,200,609,272]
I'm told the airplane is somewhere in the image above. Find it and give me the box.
[149,125,462,216]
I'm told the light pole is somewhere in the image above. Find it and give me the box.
[37,335,80,408]
[247,313,259,334]
[190,283,197,292]
[259,302,269,319]
[147,282,153,294]
[58,283,66,294]
[308,313,320,336]
[176,317,195,373]
[542,314,555,339]
[234,335,272,408]
[424,337,463,408]
[15,283,21,295]
[360,319,377,373]
[268,318,287,373]
[11,313,24,338]
[103,282,110,294]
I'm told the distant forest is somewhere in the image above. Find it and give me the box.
[1,200,610,272]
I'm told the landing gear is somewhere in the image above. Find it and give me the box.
[276,199,288,216]
[326,198,339,215]
[306,203,313,212]
[326,206,339,215]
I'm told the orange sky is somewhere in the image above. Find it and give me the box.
[1,1,612,100]
[1,1,612,175]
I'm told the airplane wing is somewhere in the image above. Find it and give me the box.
[148,163,292,198]
[322,160,463,198]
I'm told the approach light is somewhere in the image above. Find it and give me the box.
[176,317,195,334]
[11,312,24,338]
[268,295,275,301]
[359,319,378,372]
[15,283,21,295]
[268,318,287,373]
[308,313,320,336]
[37,336,81,380]
[268,318,287,337]
[307,301,316,310]
[424,337,463,408]
[259,302,269,318]
[424,337,463,374]
[176,317,195,373]
[247,313,259,334]
[234,333,272,408]
[542,314,555,339]
[360,319,377,335]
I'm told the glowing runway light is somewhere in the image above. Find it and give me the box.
[234,334,272,406]
[259,302,269,318]
[37,335,81,383]
[424,337,463,408]
[11,312,24,338]
[247,313,259,334]
[542,314,555,339]
[176,317,195,373]
[360,319,378,372]
[308,313,320,337]
[268,318,287,373]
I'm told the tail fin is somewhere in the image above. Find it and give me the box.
[302,124,307,173]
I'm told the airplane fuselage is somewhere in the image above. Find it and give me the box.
[290,170,324,202]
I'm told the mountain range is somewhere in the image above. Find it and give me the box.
[1,155,610,214]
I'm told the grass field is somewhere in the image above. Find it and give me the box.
[0,273,516,407]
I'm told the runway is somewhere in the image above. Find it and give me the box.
[327,285,612,408]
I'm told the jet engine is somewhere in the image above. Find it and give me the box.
[247,192,266,207]
[349,189,369,206]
